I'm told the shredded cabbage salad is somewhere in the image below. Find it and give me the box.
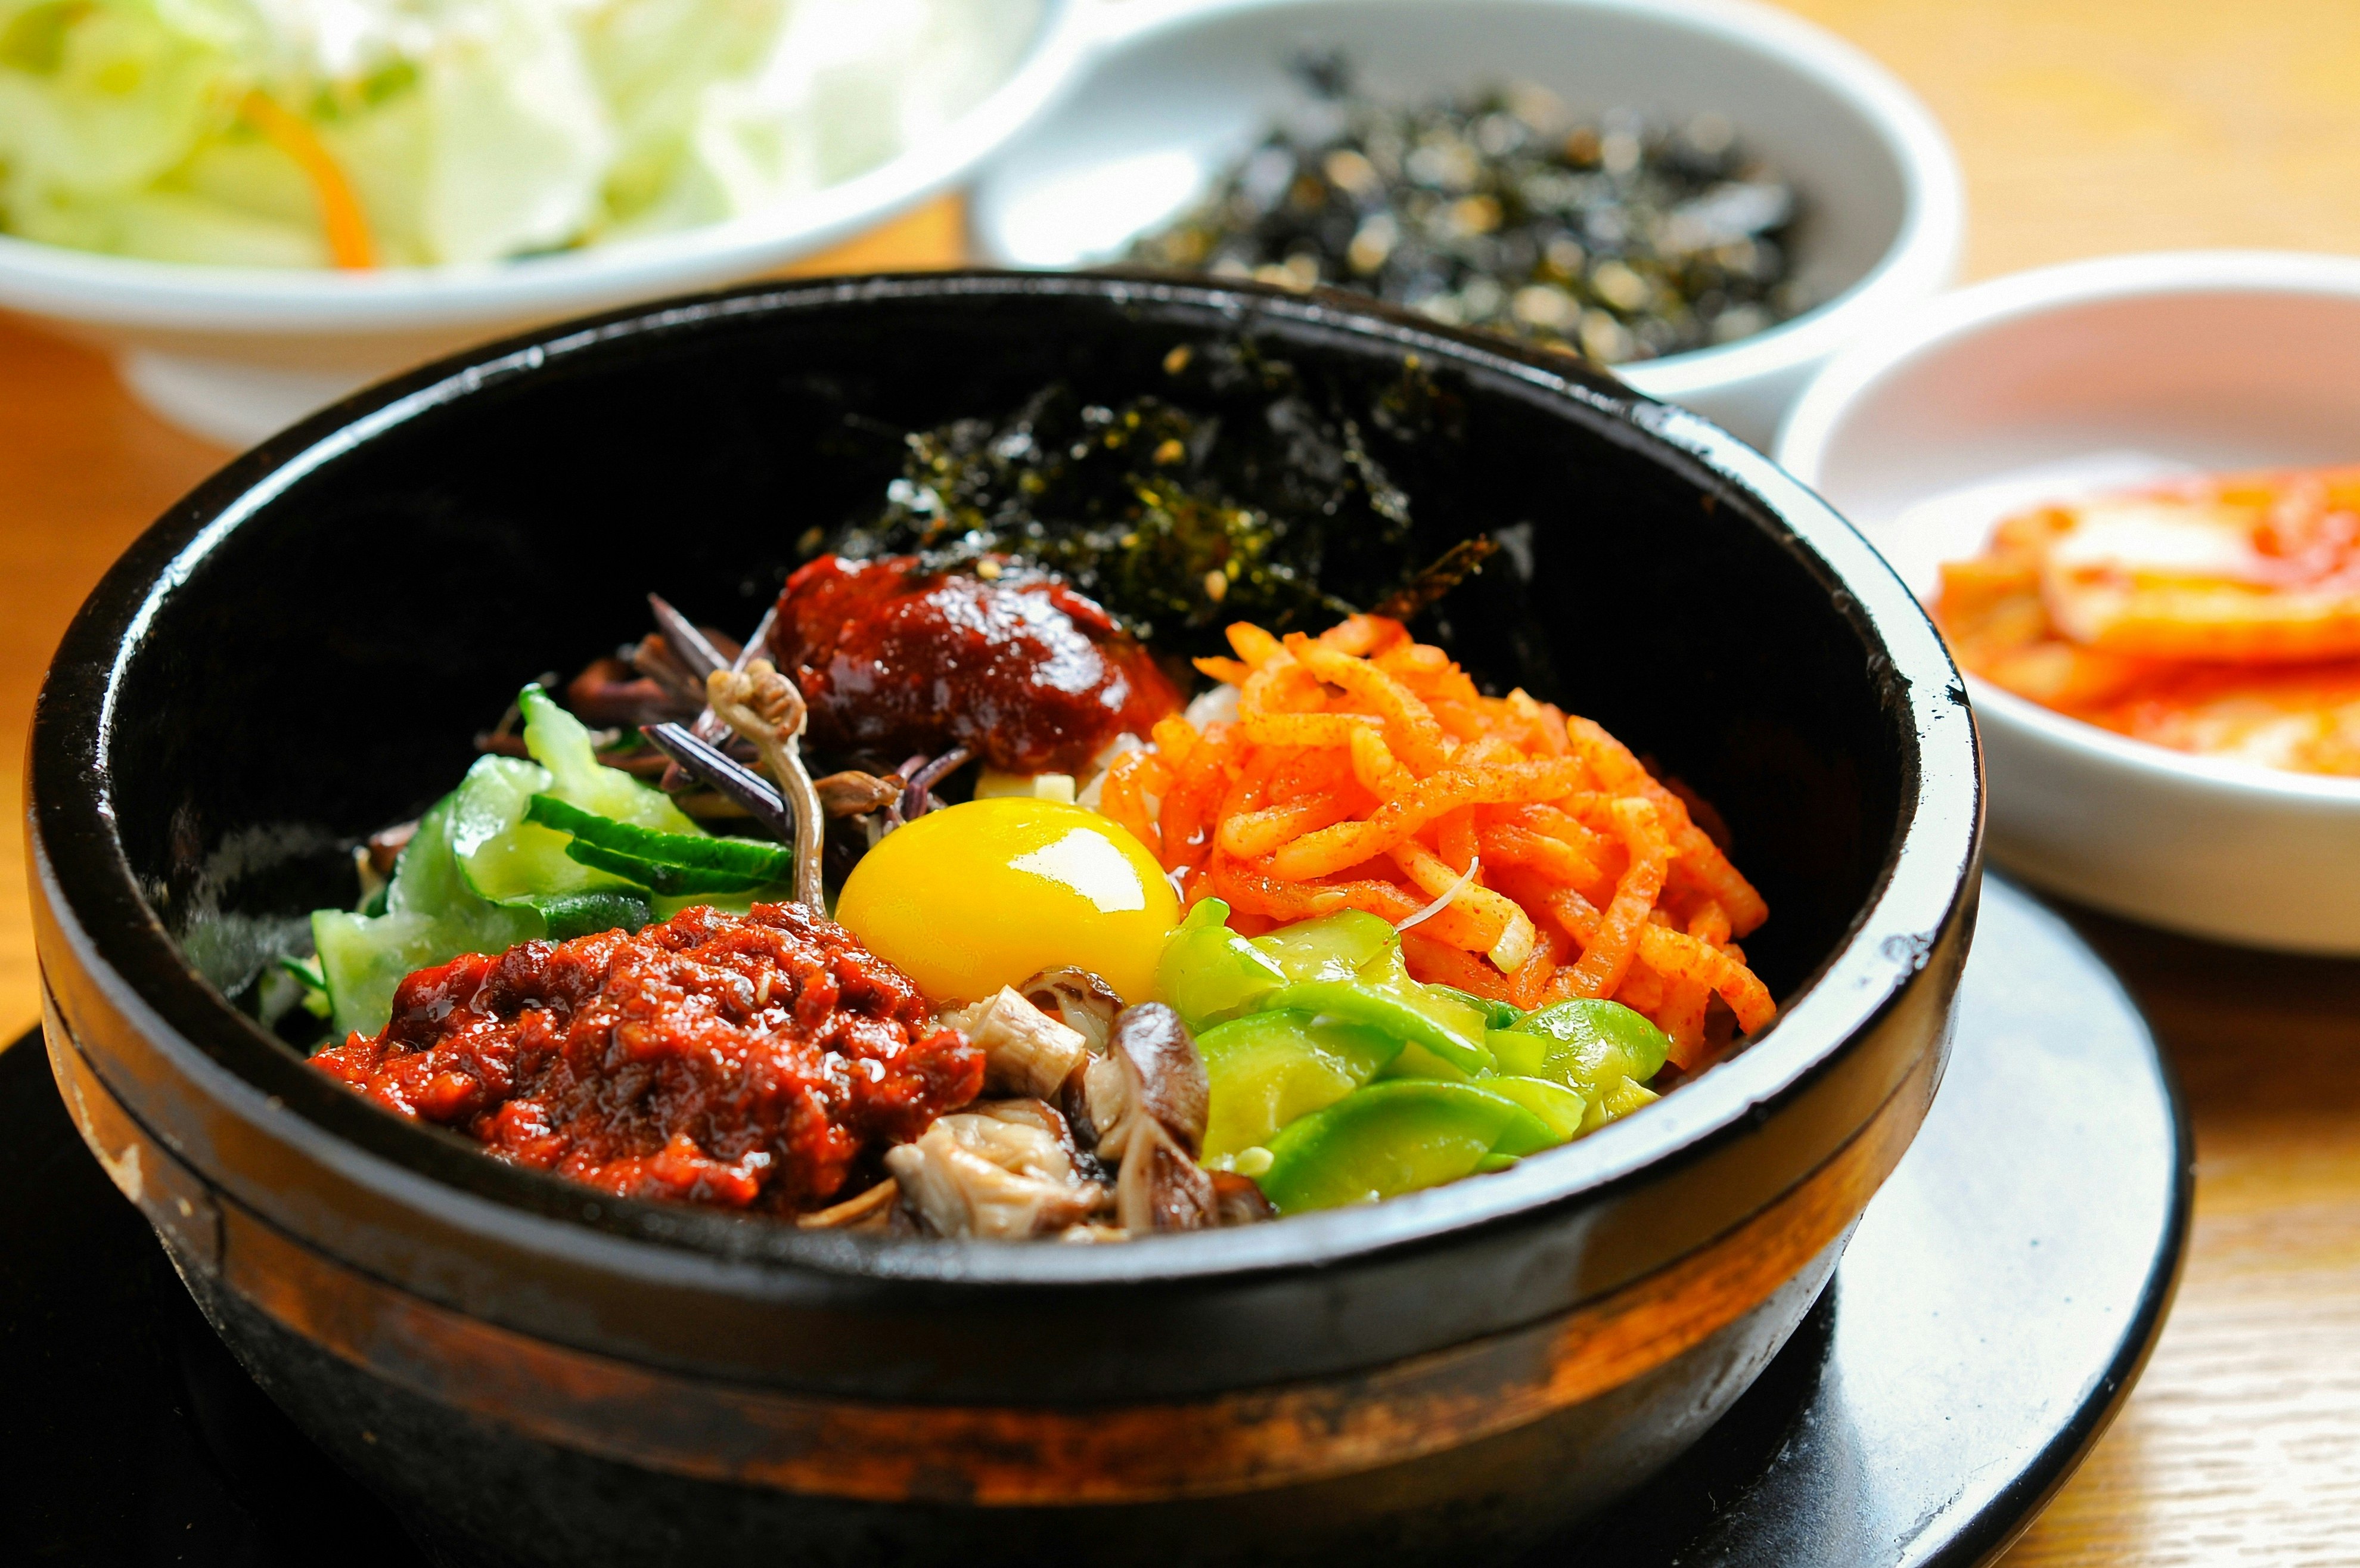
[0,0,1035,266]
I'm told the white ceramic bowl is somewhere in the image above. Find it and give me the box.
[1778,250,2360,954]
[0,0,1093,448]
[967,0,1963,448]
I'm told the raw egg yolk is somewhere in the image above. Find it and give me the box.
[834,797,1178,1007]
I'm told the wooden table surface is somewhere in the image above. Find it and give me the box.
[4,3,2357,1560]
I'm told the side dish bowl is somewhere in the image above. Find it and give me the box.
[32,272,1979,1565]
[1777,250,2360,954]
[0,0,1089,450]
[967,0,1964,448]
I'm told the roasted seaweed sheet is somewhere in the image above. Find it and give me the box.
[822,340,1474,657]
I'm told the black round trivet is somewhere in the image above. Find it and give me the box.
[0,874,2188,1567]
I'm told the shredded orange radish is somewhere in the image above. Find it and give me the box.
[1111,614,1775,1064]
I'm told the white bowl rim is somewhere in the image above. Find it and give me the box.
[1974,677,2360,806]
[976,0,1966,399]
[1776,246,2360,811]
[0,0,1097,336]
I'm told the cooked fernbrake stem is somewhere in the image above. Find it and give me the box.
[899,746,973,822]
[645,595,729,681]
[640,723,791,837]
[628,635,708,709]
[707,660,827,912]
[690,601,778,744]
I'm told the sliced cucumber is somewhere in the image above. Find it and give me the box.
[535,890,659,942]
[452,755,636,906]
[313,687,704,1041]
[562,840,772,896]
[313,793,539,1042]
[519,684,700,833]
[526,794,790,880]
[454,687,749,910]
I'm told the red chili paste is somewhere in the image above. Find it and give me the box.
[310,903,982,1213]
[772,554,1182,774]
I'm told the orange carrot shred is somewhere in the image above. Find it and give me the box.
[241,91,375,269]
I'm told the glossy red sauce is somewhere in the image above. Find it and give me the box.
[773,554,1182,774]
[310,903,982,1213]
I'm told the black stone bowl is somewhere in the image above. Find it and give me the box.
[29,272,1982,1567]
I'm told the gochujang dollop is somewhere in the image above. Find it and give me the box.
[772,553,1182,775]
[310,903,983,1213]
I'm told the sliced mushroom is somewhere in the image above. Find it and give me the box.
[1066,1054,1128,1153]
[796,1177,901,1231]
[365,819,418,877]
[352,846,387,908]
[629,632,711,709]
[473,729,533,759]
[1115,1119,1218,1234]
[884,1102,1110,1240]
[1021,967,1123,1057]
[977,1093,1108,1186]
[813,770,905,819]
[1209,1172,1277,1228]
[1096,1004,1217,1234]
[1026,967,1128,1151]
[563,656,691,728]
[962,1100,1089,1177]
[707,659,827,912]
[1055,1223,1131,1244]
[1095,1004,1209,1160]
[943,988,1092,1101]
